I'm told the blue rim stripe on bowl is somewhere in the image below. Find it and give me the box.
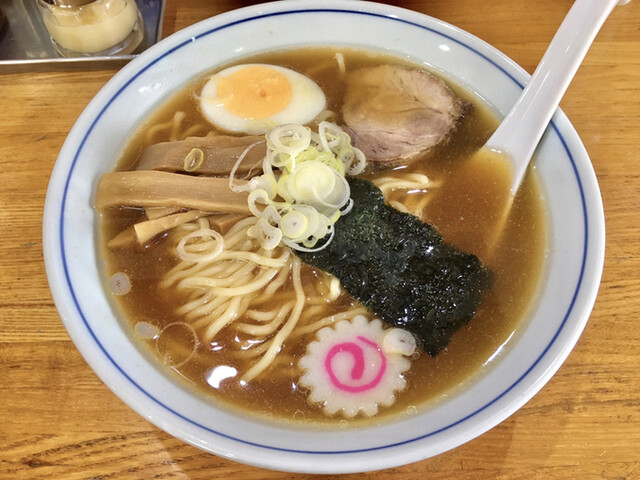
[58,7,589,455]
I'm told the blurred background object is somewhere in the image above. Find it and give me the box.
[0,0,164,71]
[35,0,145,57]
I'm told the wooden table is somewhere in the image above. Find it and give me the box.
[1,1,639,478]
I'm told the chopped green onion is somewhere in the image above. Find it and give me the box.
[230,121,366,252]
[281,210,308,239]
[183,148,204,172]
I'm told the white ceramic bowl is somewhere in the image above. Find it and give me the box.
[43,0,605,474]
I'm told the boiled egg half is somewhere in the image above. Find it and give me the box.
[199,64,326,134]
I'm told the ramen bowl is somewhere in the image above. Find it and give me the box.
[42,0,605,474]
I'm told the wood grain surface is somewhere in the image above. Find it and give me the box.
[1,1,639,478]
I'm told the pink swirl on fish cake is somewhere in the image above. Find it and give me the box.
[324,336,387,393]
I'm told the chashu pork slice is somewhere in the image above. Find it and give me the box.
[342,65,466,165]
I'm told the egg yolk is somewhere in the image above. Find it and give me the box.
[216,65,292,120]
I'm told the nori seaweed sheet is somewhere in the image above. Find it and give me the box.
[297,178,492,356]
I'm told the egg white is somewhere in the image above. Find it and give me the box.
[199,63,327,134]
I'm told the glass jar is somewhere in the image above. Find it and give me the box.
[36,0,144,57]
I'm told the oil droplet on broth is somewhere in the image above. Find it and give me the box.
[156,322,198,366]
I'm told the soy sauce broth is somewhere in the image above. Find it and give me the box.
[99,47,547,426]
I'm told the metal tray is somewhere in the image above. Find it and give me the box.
[0,0,165,72]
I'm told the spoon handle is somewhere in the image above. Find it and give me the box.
[484,0,626,194]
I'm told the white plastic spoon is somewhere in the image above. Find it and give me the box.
[466,0,630,254]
